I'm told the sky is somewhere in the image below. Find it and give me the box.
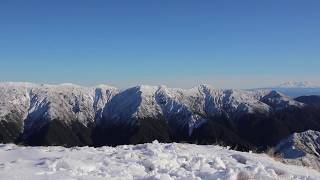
[0,0,319,89]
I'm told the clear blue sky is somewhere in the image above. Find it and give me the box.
[0,0,319,88]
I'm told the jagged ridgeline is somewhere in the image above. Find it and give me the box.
[1,82,320,150]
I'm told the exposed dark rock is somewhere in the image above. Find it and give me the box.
[22,119,93,147]
[0,120,22,143]
[295,95,320,107]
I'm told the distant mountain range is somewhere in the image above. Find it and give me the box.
[256,81,320,97]
[275,81,320,88]
[1,82,320,152]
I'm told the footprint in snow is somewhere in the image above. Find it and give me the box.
[231,154,247,164]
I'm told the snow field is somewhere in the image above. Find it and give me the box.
[0,141,319,180]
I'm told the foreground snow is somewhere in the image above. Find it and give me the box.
[0,142,319,180]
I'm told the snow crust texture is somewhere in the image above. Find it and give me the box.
[0,141,319,180]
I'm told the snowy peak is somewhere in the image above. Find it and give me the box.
[261,90,304,110]
[276,81,320,88]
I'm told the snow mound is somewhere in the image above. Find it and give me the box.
[0,142,319,180]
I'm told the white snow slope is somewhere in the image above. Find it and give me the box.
[0,141,319,180]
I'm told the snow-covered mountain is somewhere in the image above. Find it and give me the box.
[275,130,320,171]
[0,82,319,149]
[0,82,118,145]
[99,84,271,137]
[260,91,304,111]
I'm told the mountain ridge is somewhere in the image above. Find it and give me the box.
[0,82,320,150]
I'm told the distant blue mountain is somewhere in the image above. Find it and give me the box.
[255,81,320,97]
